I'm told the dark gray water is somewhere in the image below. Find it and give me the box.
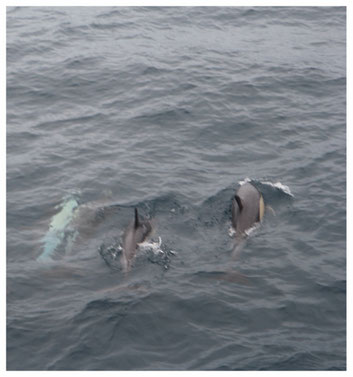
[7,6,346,370]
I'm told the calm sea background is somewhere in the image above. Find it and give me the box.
[6,6,346,370]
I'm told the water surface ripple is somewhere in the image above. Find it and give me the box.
[7,6,346,370]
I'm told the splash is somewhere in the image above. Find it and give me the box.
[99,236,176,271]
[238,177,252,185]
[228,226,236,237]
[228,222,259,244]
[244,223,260,236]
[239,177,293,197]
[260,180,294,197]
[138,237,163,254]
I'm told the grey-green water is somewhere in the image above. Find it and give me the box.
[7,6,346,370]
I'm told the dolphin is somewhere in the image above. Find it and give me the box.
[120,208,153,273]
[231,182,265,259]
[37,191,116,262]
[232,182,265,236]
[202,182,268,284]
[37,196,79,262]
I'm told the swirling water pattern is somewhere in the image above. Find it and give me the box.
[7,7,345,370]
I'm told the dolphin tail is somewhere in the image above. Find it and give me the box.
[232,238,246,260]
[218,270,250,285]
[197,270,250,285]
[120,251,129,273]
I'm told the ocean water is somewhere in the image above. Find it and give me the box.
[6,6,346,370]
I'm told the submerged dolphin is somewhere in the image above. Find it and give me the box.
[37,197,79,261]
[121,208,153,273]
[232,182,265,238]
[37,191,116,262]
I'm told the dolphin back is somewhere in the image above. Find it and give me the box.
[232,183,263,234]
[121,209,153,272]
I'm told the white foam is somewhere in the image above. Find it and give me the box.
[244,223,260,236]
[228,226,236,237]
[238,177,252,186]
[261,181,294,197]
[229,224,259,238]
[238,177,293,197]
[138,237,163,255]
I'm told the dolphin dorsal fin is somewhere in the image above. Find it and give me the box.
[234,195,243,211]
[134,208,139,229]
